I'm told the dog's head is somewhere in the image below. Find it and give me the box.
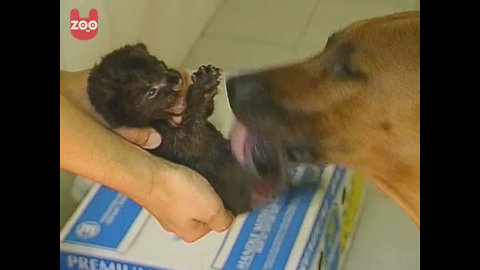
[88,43,189,128]
[227,11,420,186]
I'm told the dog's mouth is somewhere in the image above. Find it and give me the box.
[230,118,320,208]
[230,120,282,208]
[230,120,273,173]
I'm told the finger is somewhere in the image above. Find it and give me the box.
[207,209,234,233]
[176,220,211,243]
[115,127,162,149]
[157,220,173,233]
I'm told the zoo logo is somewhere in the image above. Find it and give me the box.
[70,9,98,40]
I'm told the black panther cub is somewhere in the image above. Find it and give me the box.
[87,43,265,214]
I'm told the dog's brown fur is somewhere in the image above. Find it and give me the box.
[227,11,420,227]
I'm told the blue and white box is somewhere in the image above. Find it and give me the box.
[60,164,365,270]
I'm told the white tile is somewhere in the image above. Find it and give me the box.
[181,36,295,73]
[336,0,419,11]
[140,0,223,67]
[364,180,383,196]
[203,0,319,47]
[60,0,222,70]
[344,193,420,270]
[293,1,417,61]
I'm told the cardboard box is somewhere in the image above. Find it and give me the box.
[60,164,365,270]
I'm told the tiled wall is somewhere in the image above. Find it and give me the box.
[60,0,223,71]
[181,0,419,71]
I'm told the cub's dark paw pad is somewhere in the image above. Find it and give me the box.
[191,65,222,91]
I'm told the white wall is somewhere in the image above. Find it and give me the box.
[60,0,223,71]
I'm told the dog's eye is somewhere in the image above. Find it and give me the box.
[332,62,355,78]
[146,87,159,99]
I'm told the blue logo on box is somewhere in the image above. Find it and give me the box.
[74,221,101,239]
[64,186,142,249]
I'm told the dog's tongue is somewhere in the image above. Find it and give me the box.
[229,120,249,165]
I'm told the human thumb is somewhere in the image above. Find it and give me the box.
[114,127,162,149]
[207,209,234,233]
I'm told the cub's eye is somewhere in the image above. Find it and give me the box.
[146,87,159,99]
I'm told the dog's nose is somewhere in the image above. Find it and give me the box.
[226,76,241,112]
[226,74,268,114]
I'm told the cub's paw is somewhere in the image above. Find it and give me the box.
[191,65,222,97]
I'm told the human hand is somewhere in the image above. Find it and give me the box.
[142,161,235,242]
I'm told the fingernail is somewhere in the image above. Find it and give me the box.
[144,131,162,149]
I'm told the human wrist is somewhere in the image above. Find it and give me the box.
[122,150,176,206]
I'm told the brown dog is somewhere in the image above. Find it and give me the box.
[227,11,420,228]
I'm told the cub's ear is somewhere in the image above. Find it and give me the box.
[134,42,148,51]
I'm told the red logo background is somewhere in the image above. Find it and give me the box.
[70,9,98,41]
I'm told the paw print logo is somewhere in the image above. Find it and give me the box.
[70,9,98,40]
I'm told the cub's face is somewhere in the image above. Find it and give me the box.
[88,43,188,128]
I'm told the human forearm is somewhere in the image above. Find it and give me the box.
[60,70,103,120]
[60,94,171,203]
